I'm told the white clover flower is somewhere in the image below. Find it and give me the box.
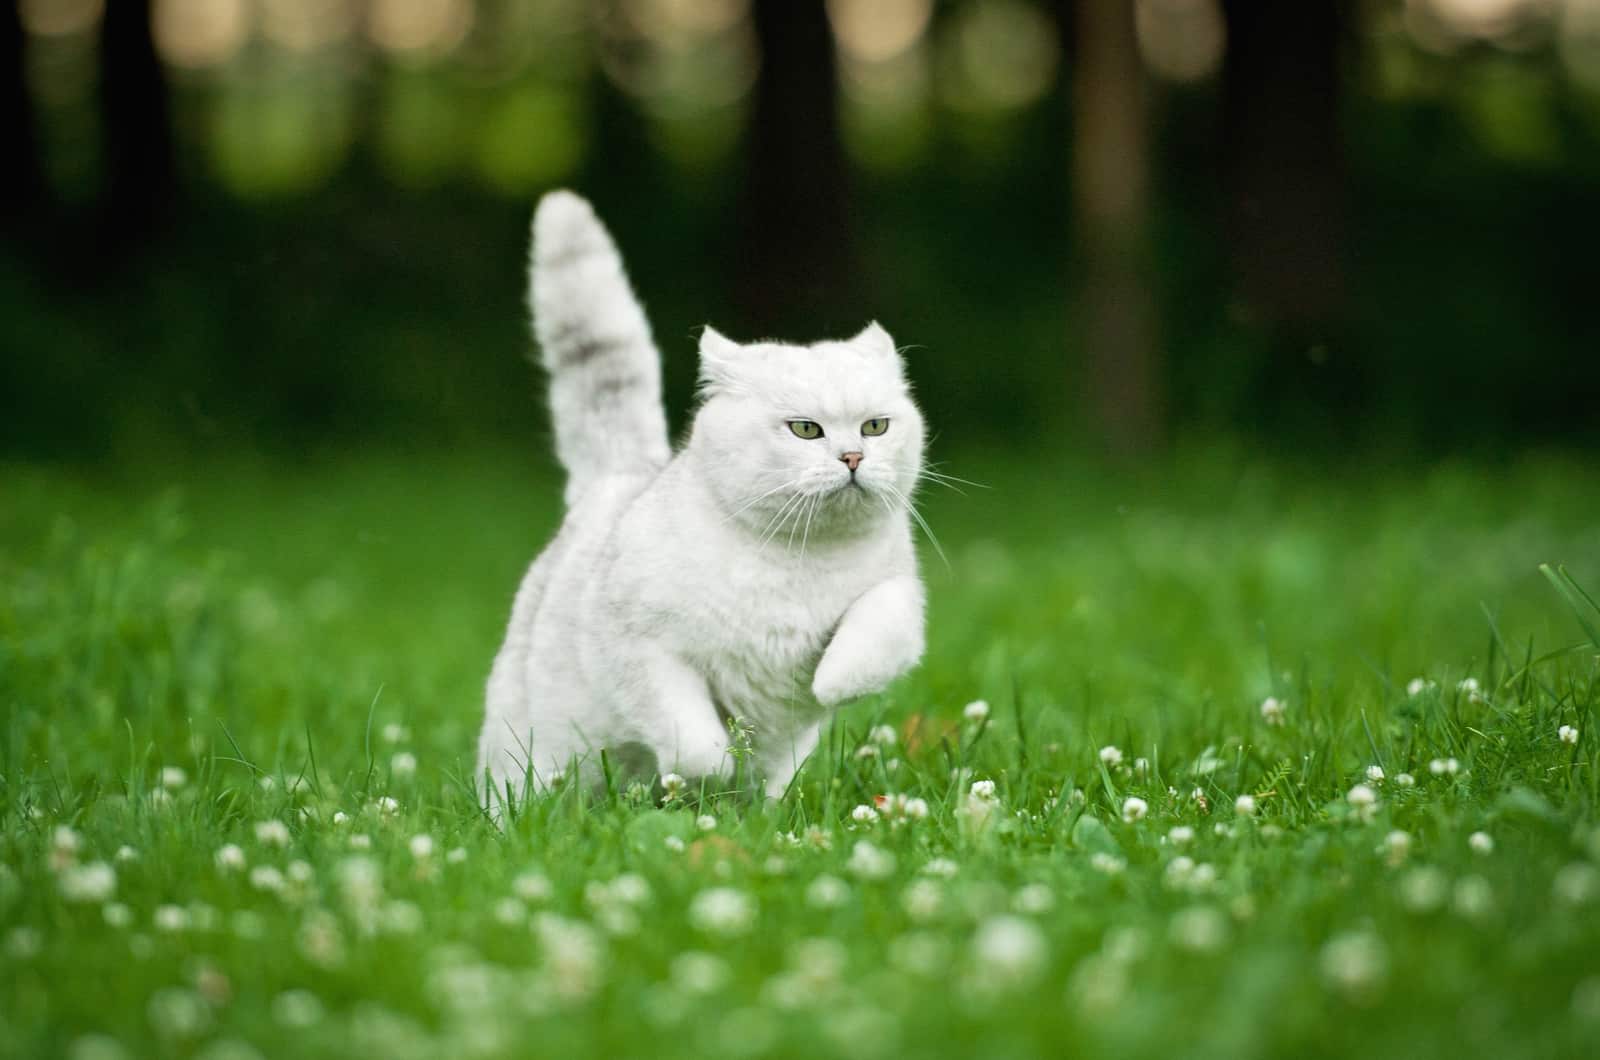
[1169,905,1228,953]
[58,862,117,903]
[963,700,990,722]
[1405,677,1429,696]
[1365,765,1385,785]
[349,833,372,850]
[1452,875,1494,919]
[390,752,417,779]
[887,880,937,922]
[1213,822,1232,838]
[147,788,171,809]
[869,724,898,746]
[903,797,929,819]
[1168,825,1195,847]
[214,845,246,872]
[1560,724,1580,745]
[331,811,349,826]
[1400,867,1448,914]
[972,914,1047,985]
[256,776,276,792]
[659,772,686,798]
[272,989,325,1029]
[51,825,81,861]
[1554,862,1600,906]
[850,804,877,824]
[664,835,685,853]
[408,834,434,860]
[373,796,400,815]
[854,744,879,759]
[922,857,959,878]
[688,887,755,936]
[846,839,896,881]
[147,986,210,1038]
[1457,677,1479,693]
[695,814,717,832]
[1394,772,1415,788]
[1120,796,1148,823]
[1234,794,1257,817]
[493,897,526,925]
[1133,757,1150,776]
[446,847,467,865]
[1320,932,1388,1000]
[381,900,424,935]
[254,820,290,847]
[1260,697,1285,726]
[1013,883,1055,915]
[1099,745,1124,768]
[671,951,730,996]
[336,856,382,910]
[1164,856,1196,888]
[969,779,997,801]
[806,874,851,910]
[103,902,133,928]
[114,845,139,864]
[248,866,285,893]
[160,766,188,790]
[287,860,314,884]
[298,910,345,968]
[153,904,189,932]
[1089,852,1126,875]
[1427,757,1460,776]
[1346,783,1378,814]
[1381,830,1411,866]
[1468,831,1494,856]
[381,723,409,745]
[514,872,551,902]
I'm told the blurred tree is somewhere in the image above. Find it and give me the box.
[2,0,44,235]
[99,0,174,252]
[734,0,860,335]
[1220,0,1346,329]
[1069,0,1164,455]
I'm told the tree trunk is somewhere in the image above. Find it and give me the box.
[2,0,46,236]
[735,0,858,335]
[99,0,175,251]
[1070,0,1163,455]
[1220,0,1346,329]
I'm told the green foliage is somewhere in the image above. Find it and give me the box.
[1,449,1598,1059]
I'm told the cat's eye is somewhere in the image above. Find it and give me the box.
[788,420,824,440]
[861,417,890,436]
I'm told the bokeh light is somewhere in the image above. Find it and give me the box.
[826,0,933,64]
[367,0,476,60]
[261,0,360,53]
[18,0,104,38]
[939,0,1060,113]
[153,0,252,70]
[1135,0,1227,84]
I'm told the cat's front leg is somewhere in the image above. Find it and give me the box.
[632,648,732,780]
[811,575,925,708]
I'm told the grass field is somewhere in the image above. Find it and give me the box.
[3,445,1599,1059]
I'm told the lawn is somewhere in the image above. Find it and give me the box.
[2,445,1598,1060]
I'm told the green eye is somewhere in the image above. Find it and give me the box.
[788,420,824,440]
[861,418,890,436]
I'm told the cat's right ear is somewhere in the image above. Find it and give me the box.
[698,325,740,390]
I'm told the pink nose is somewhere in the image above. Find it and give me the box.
[840,452,863,472]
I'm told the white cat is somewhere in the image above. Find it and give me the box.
[477,191,927,806]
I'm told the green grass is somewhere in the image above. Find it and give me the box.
[3,445,1599,1060]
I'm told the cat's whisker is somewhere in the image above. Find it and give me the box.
[723,477,804,525]
[883,483,949,570]
[758,491,809,550]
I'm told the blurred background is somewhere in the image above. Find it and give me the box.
[4,0,1600,463]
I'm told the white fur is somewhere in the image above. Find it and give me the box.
[478,192,926,806]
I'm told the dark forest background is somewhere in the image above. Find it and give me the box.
[5,0,1599,463]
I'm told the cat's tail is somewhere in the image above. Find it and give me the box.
[529,191,670,506]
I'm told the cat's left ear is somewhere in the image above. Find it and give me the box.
[852,321,900,362]
[698,325,741,390]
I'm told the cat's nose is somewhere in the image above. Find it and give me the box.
[840,452,863,472]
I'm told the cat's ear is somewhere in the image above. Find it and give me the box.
[698,325,741,390]
[852,321,898,360]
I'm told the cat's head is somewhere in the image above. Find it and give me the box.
[687,323,926,542]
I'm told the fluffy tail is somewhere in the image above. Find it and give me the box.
[529,191,670,505]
